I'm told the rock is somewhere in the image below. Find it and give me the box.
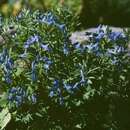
[70,27,125,44]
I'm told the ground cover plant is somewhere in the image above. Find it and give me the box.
[0,8,130,130]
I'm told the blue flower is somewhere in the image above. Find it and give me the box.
[107,46,125,55]
[8,87,26,107]
[109,32,126,41]
[53,80,59,88]
[15,95,22,103]
[8,94,13,101]
[86,43,100,55]
[42,57,52,70]
[5,58,14,70]
[63,43,69,55]
[97,25,107,33]
[73,42,81,49]
[73,42,85,52]
[40,12,56,25]
[30,94,37,104]
[49,91,54,97]
[49,80,60,98]
[8,86,36,107]
[63,81,82,93]
[63,83,73,93]
[56,24,66,36]
[41,44,51,51]
[31,71,37,82]
[2,54,14,84]
[31,60,37,81]
[0,49,8,64]
[19,50,28,58]
[73,82,80,89]
[0,54,4,64]
[95,32,105,42]
[57,24,65,31]
[9,87,17,93]
[24,35,40,49]
[5,74,12,84]
[111,57,119,65]
[80,69,86,84]
[31,60,36,70]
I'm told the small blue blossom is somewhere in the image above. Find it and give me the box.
[73,42,81,49]
[24,35,40,49]
[63,82,72,92]
[111,57,119,65]
[31,71,37,82]
[1,52,14,84]
[42,57,53,70]
[73,82,80,89]
[19,49,28,58]
[0,49,8,64]
[9,87,17,93]
[8,87,26,107]
[5,74,12,84]
[49,80,60,98]
[86,43,99,55]
[31,60,36,70]
[63,43,69,55]
[49,85,64,105]
[40,12,56,25]
[63,81,82,93]
[95,32,105,42]
[53,80,59,88]
[49,91,54,98]
[41,44,51,51]
[109,32,126,41]
[56,24,66,31]
[5,58,14,70]
[80,69,86,84]
[107,46,125,55]
[97,25,107,33]
[29,94,37,104]
[73,42,85,52]
[8,86,37,107]
[56,24,67,36]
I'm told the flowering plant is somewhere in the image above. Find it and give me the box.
[0,8,130,130]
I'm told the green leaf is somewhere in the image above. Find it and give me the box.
[75,124,82,129]
[15,67,24,76]
[0,93,8,107]
[0,108,11,130]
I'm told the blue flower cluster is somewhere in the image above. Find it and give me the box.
[49,67,86,104]
[72,25,128,59]
[39,12,56,25]
[49,80,63,104]
[38,11,67,36]
[0,49,14,84]
[30,55,53,82]
[8,86,37,107]
[38,11,68,54]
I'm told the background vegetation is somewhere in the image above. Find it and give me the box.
[1,0,130,27]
